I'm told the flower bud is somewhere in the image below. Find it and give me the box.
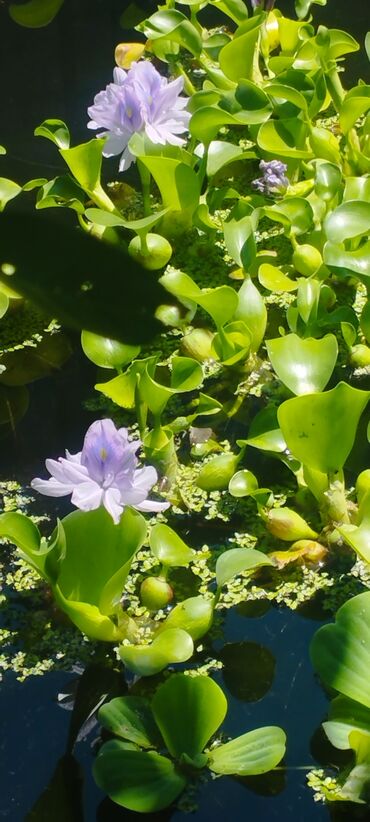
[128,233,172,270]
[196,453,240,491]
[140,576,173,611]
[181,328,215,362]
[266,507,318,541]
[309,126,341,164]
[293,244,323,277]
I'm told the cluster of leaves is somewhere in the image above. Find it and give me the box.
[2,0,370,813]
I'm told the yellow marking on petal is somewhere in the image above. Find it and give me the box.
[100,448,108,461]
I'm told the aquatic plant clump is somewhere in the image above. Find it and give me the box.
[1,0,370,815]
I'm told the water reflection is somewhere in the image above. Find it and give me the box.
[219,641,275,702]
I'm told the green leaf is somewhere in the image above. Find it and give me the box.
[314,162,342,202]
[366,33,370,62]
[339,87,370,134]
[223,212,257,270]
[81,331,140,370]
[257,119,311,160]
[93,742,187,812]
[266,333,338,395]
[295,0,326,18]
[258,263,298,293]
[325,201,370,243]
[9,0,64,27]
[149,523,194,568]
[157,595,214,641]
[219,18,262,82]
[228,469,259,498]
[323,695,370,751]
[344,176,370,203]
[265,82,308,113]
[215,548,273,588]
[209,0,249,24]
[235,80,272,125]
[264,198,314,236]
[34,119,70,148]
[35,176,86,214]
[324,240,370,281]
[0,178,22,211]
[338,498,370,564]
[60,140,106,196]
[152,673,227,759]
[310,591,370,709]
[239,405,287,453]
[278,382,370,474]
[136,156,200,219]
[137,9,202,56]
[234,276,267,352]
[98,696,160,749]
[190,107,247,144]
[0,146,6,155]
[0,512,46,575]
[208,726,286,775]
[0,290,9,319]
[119,628,194,676]
[53,507,147,641]
[0,213,165,344]
[85,206,169,235]
[140,356,203,416]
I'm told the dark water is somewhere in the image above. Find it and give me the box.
[1,1,370,820]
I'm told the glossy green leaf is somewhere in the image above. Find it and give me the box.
[266,333,338,395]
[158,595,214,642]
[212,320,251,366]
[85,206,169,234]
[324,240,370,281]
[344,176,370,203]
[0,214,165,344]
[0,146,6,155]
[34,119,70,148]
[258,263,298,293]
[95,357,157,409]
[257,119,311,159]
[152,674,227,759]
[223,212,257,270]
[314,162,342,202]
[338,497,370,564]
[228,469,259,498]
[209,0,249,24]
[98,697,160,749]
[35,175,86,214]
[137,9,202,55]
[119,628,194,676]
[197,287,239,328]
[140,356,203,416]
[264,198,314,236]
[190,107,246,145]
[0,512,47,575]
[234,80,272,124]
[60,140,113,209]
[150,523,194,568]
[0,178,22,211]
[240,405,287,454]
[340,87,370,134]
[208,726,286,775]
[325,200,370,244]
[216,548,273,588]
[93,742,186,812]
[323,695,370,751]
[52,507,147,641]
[234,276,267,352]
[81,331,140,370]
[295,0,326,20]
[219,19,262,82]
[137,156,200,219]
[0,290,9,319]
[197,452,241,491]
[278,382,370,474]
[366,32,370,62]
[9,0,64,27]
[265,82,308,112]
[311,591,370,709]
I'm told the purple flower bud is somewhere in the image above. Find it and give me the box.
[87,61,191,171]
[251,0,276,9]
[252,159,289,196]
[31,419,169,524]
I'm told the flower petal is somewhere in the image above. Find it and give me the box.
[71,481,103,512]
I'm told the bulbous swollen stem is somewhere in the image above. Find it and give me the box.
[320,474,350,527]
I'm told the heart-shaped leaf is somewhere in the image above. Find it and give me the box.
[216,548,273,588]
[119,628,194,676]
[266,333,338,395]
[149,523,194,567]
[151,674,227,759]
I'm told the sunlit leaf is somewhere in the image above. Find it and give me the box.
[266,333,338,395]
[216,548,273,588]
[209,726,286,775]
[119,628,194,676]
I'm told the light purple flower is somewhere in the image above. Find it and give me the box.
[87,61,191,171]
[252,160,289,196]
[31,419,169,525]
[251,0,276,10]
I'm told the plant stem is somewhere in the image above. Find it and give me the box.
[138,160,151,216]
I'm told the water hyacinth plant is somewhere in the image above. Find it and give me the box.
[2,0,370,816]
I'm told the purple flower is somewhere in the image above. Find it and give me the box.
[31,419,169,524]
[251,0,276,9]
[87,61,191,171]
[252,160,289,196]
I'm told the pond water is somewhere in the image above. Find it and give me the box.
[1,1,370,819]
